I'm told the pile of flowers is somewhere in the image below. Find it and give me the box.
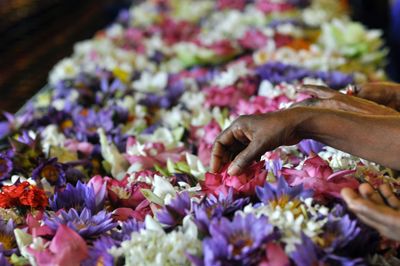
[0,0,398,265]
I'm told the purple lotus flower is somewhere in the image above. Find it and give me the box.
[290,234,324,266]
[82,236,116,266]
[0,218,17,256]
[157,191,191,229]
[298,139,325,156]
[139,80,185,109]
[112,218,144,242]
[193,189,249,235]
[0,153,13,181]
[50,180,104,213]
[256,62,353,89]
[202,214,278,266]
[32,158,66,186]
[256,176,313,204]
[266,158,283,178]
[0,244,11,266]
[45,207,116,238]
[71,108,114,141]
[321,209,379,264]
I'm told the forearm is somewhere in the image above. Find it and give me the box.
[294,107,400,170]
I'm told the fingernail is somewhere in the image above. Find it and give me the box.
[227,164,239,176]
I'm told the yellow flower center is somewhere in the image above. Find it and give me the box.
[0,233,15,250]
[270,196,303,218]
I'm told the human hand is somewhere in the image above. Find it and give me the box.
[210,109,303,176]
[355,82,400,111]
[296,84,399,115]
[341,183,400,241]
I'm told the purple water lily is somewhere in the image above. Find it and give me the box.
[82,236,116,266]
[298,139,325,156]
[112,218,145,242]
[0,153,13,181]
[256,176,313,204]
[50,180,104,213]
[201,214,278,266]
[290,234,324,266]
[157,191,191,229]
[45,207,116,238]
[256,62,354,89]
[0,218,17,256]
[193,189,249,235]
[32,158,66,187]
[0,244,11,266]
[321,209,379,264]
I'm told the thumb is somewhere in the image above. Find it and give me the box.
[228,141,263,176]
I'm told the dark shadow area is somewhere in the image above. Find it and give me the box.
[0,0,132,113]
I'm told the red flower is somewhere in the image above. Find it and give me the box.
[201,161,267,197]
[0,181,48,210]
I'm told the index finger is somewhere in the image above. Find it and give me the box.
[210,128,235,173]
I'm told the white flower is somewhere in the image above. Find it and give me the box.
[152,175,176,201]
[109,216,202,266]
[48,58,79,84]
[185,153,207,180]
[133,72,168,94]
[213,61,249,88]
[98,128,129,180]
[243,198,328,252]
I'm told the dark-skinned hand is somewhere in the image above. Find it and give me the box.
[342,183,400,242]
[210,110,302,176]
[296,84,399,116]
[355,82,400,111]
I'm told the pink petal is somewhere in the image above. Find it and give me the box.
[49,224,88,266]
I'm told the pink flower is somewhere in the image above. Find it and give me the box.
[88,175,108,206]
[27,224,88,266]
[282,155,359,201]
[64,139,94,156]
[26,212,53,237]
[255,0,294,13]
[234,96,277,115]
[160,18,199,45]
[125,137,184,169]
[217,0,247,10]
[107,175,151,209]
[205,76,259,108]
[258,242,290,266]
[239,29,269,50]
[201,161,267,197]
[112,200,152,222]
[198,120,222,166]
